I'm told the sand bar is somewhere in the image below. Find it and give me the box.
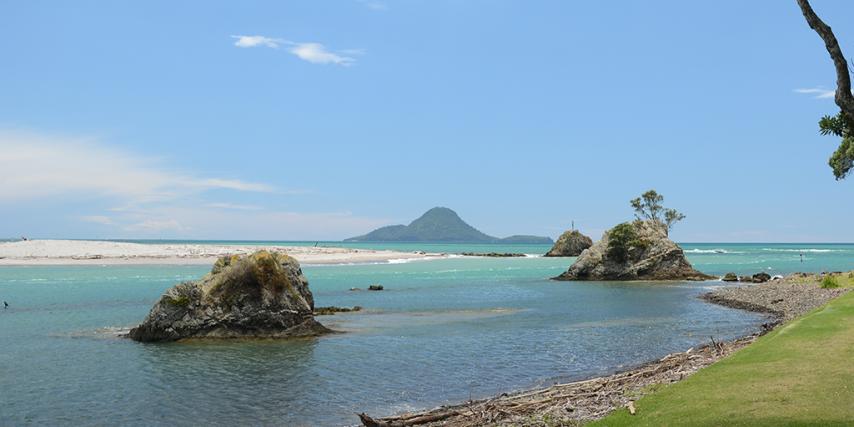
[0,240,443,266]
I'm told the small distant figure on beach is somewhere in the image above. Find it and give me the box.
[21,236,28,241]
[314,242,319,247]
[800,252,804,263]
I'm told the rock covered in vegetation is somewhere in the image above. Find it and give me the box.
[544,230,593,257]
[128,251,330,342]
[553,220,713,281]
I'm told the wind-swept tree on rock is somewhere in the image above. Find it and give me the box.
[796,0,854,179]
[631,190,684,235]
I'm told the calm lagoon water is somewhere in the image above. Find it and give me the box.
[2,243,852,426]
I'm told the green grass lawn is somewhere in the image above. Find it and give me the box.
[589,291,854,426]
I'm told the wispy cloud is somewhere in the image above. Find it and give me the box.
[0,130,273,203]
[794,87,836,99]
[0,130,390,239]
[231,35,284,48]
[288,42,357,66]
[231,35,361,66]
[94,205,389,239]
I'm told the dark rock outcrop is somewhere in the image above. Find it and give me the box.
[722,272,739,282]
[462,252,526,257]
[553,220,713,281]
[752,272,771,283]
[128,251,330,342]
[315,306,362,315]
[735,272,773,283]
[544,230,593,257]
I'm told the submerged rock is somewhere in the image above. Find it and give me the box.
[368,284,384,291]
[314,306,362,315]
[128,251,330,342]
[553,220,713,281]
[722,272,739,282]
[544,230,593,257]
[461,252,526,257]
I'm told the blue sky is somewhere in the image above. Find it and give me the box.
[1,0,853,242]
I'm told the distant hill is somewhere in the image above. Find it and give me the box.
[344,207,553,244]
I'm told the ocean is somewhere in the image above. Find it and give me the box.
[1,242,851,426]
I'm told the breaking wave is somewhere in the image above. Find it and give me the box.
[684,249,742,254]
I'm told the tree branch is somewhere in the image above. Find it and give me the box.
[797,0,854,122]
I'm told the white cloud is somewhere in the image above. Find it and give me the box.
[288,43,357,66]
[0,130,273,203]
[231,35,284,48]
[794,87,836,99]
[0,130,390,239]
[231,35,361,66]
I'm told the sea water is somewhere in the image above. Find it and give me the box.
[1,243,851,426]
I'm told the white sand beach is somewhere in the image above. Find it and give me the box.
[0,240,442,266]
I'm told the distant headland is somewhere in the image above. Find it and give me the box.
[344,207,553,244]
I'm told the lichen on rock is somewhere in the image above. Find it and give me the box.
[553,220,713,281]
[128,250,330,342]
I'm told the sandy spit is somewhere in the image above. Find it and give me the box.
[0,240,444,266]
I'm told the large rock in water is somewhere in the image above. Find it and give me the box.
[553,220,713,281]
[128,251,330,342]
[544,230,593,257]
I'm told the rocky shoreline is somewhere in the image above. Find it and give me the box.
[356,273,851,427]
[701,274,849,323]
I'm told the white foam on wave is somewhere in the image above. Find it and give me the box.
[761,248,840,253]
[387,258,421,264]
[684,249,742,254]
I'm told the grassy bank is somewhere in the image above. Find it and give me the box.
[590,290,854,426]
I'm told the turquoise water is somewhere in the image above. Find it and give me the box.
[85,240,854,276]
[2,243,853,426]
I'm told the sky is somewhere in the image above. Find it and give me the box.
[1,0,853,242]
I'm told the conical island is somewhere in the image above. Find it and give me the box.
[345,207,552,244]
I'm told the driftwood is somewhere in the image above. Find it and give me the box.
[356,274,850,426]
[358,411,459,427]
[356,334,761,426]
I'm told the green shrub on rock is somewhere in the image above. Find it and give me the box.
[606,222,648,262]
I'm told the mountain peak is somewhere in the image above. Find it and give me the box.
[344,207,553,244]
[410,207,463,225]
